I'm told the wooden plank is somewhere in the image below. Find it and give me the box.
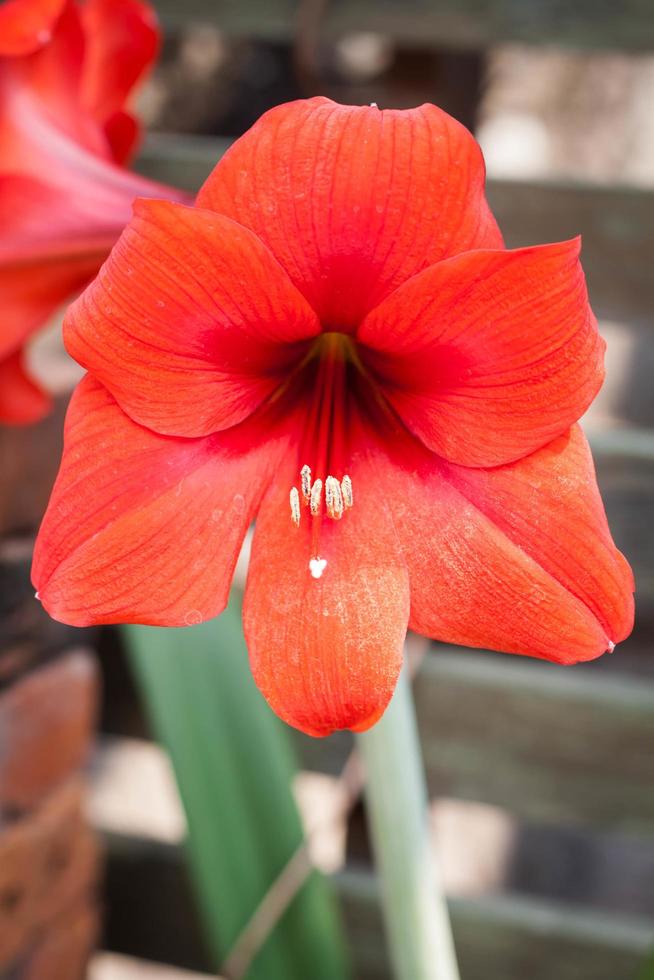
[9,899,99,980]
[0,650,98,813]
[100,832,654,980]
[153,0,654,53]
[295,648,654,834]
[137,134,654,328]
[338,869,654,980]
[90,953,215,980]
[0,777,100,970]
[91,734,654,915]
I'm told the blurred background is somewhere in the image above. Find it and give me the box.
[1,2,653,979]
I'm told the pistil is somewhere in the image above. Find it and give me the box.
[287,333,356,575]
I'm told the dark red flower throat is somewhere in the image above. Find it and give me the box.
[284,332,372,575]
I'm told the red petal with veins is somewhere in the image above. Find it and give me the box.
[0,350,50,423]
[80,0,159,158]
[243,433,410,737]
[197,97,502,330]
[0,0,66,56]
[64,199,320,437]
[32,376,290,626]
[370,420,633,659]
[359,240,604,467]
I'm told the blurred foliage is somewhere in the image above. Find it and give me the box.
[638,949,654,979]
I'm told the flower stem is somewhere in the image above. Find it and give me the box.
[356,658,460,980]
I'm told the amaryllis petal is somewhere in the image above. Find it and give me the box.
[64,199,321,437]
[0,350,50,423]
[0,1,100,154]
[80,0,159,151]
[359,240,604,467]
[372,422,632,660]
[0,0,65,56]
[0,177,114,357]
[441,425,634,645]
[0,248,106,361]
[243,437,410,737]
[32,376,290,626]
[102,107,139,165]
[197,97,503,330]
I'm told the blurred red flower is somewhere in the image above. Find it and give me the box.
[0,0,189,423]
[33,99,634,736]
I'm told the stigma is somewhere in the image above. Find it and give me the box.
[289,464,353,527]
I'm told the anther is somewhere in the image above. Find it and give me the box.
[341,475,353,509]
[310,479,323,516]
[300,465,312,502]
[290,487,301,527]
[325,476,344,519]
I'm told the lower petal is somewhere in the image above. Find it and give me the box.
[374,424,633,663]
[33,376,290,626]
[243,437,410,737]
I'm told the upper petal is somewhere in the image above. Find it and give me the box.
[0,0,66,56]
[243,429,410,737]
[359,240,604,467]
[64,199,321,437]
[372,421,633,661]
[197,97,503,330]
[80,0,159,153]
[32,376,290,626]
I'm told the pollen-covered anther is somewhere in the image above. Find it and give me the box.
[290,487,301,527]
[325,476,344,520]
[300,464,312,503]
[341,475,353,509]
[310,478,323,516]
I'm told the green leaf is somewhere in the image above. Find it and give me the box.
[122,594,350,980]
[638,948,654,979]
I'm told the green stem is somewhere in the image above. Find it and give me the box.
[356,659,460,980]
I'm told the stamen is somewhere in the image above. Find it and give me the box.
[301,464,312,502]
[325,476,344,519]
[341,475,353,509]
[310,478,323,516]
[289,466,353,526]
[290,487,301,527]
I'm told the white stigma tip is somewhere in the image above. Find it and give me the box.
[290,486,301,526]
[309,557,327,579]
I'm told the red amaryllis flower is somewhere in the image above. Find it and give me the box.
[0,0,190,423]
[33,98,634,737]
